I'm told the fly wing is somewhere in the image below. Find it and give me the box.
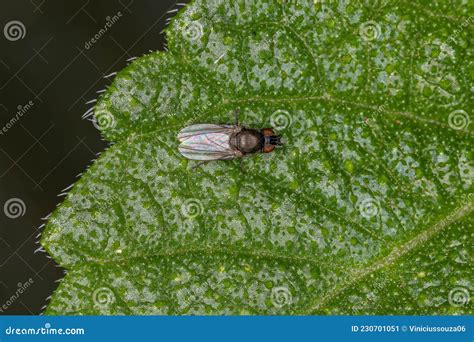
[177,124,233,142]
[178,124,236,161]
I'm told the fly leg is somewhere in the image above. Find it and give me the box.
[232,108,240,125]
[191,160,211,170]
[239,157,245,173]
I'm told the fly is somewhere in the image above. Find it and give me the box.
[177,110,282,162]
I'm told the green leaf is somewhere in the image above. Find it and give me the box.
[41,0,473,315]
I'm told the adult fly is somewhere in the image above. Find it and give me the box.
[177,110,282,162]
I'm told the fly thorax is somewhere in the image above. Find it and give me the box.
[233,130,263,154]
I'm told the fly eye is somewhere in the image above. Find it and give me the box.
[263,145,275,153]
[262,128,275,137]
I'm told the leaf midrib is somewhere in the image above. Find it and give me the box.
[64,245,332,268]
[113,91,472,146]
[103,45,472,145]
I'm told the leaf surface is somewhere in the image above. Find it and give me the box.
[42,0,474,314]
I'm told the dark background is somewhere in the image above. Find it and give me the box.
[0,0,186,315]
